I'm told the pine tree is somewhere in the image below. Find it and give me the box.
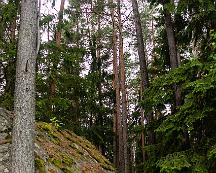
[12,0,38,172]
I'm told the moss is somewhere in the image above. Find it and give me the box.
[40,123,53,133]
[35,158,45,168]
[35,158,47,173]
[101,163,116,171]
[52,159,62,168]
[39,122,60,144]
[65,136,72,141]
[35,122,116,172]
[50,132,59,139]
[63,128,115,170]
[62,154,75,166]
[37,167,47,173]
[69,143,76,149]
[49,133,60,145]
[77,149,84,155]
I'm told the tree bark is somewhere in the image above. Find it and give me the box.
[56,0,65,47]
[164,9,178,69]
[131,0,156,162]
[131,0,148,162]
[117,0,128,172]
[163,6,181,107]
[131,0,149,89]
[12,0,38,172]
[109,0,122,169]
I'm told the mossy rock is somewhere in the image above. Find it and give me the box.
[0,106,116,173]
[35,122,116,173]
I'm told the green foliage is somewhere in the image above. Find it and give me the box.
[191,154,208,173]
[157,151,191,173]
[50,117,63,129]
[139,31,216,173]
[0,0,18,111]
[208,147,216,160]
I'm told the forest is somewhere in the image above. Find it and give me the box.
[0,0,216,172]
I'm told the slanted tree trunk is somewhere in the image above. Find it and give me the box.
[12,0,38,172]
[117,0,128,172]
[131,0,149,89]
[131,0,148,162]
[131,0,156,163]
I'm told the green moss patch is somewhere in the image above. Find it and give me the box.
[35,158,45,168]
[35,122,115,173]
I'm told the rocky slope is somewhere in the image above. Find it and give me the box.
[0,108,115,173]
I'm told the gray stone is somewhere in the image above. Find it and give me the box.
[0,108,12,173]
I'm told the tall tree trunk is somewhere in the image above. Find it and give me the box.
[163,5,190,149]
[163,6,181,107]
[96,12,104,154]
[12,0,38,172]
[131,0,149,89]
[117,0,128,172]
[110,0,122,169]
[131,0,148,163]
[131,0,156,164]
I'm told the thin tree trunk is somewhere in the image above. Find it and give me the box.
[48,19,50,42]
[110,0,121,168]
[117,0,128,172]
[10,18,16,43]
[96,13,104,154]
[12,0,38,172]
[50,0,65,99]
